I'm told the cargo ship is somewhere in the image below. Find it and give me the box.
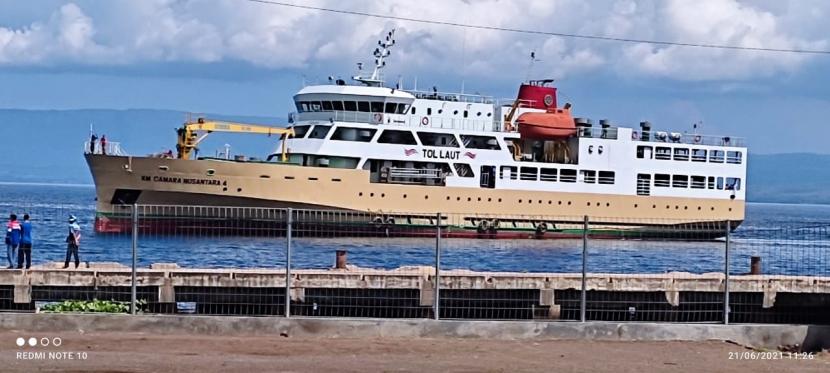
[85,30,747,238]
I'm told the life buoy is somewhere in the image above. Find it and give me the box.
[631,131,639,140]
[490,219,500,232]
[373,113,383,124]
[371,216,384,228]
[420,116,429,126]
[693,135,702,144]
[385,217,395,226]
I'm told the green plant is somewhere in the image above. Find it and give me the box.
[40,299,147,314]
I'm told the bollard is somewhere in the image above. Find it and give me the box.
[750,256,762,275]
[335,250,348,269]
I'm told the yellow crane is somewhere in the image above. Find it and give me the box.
[176,117,295,161]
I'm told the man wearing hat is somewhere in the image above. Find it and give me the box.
[63,215,82,269]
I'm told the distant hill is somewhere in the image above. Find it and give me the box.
[0,109,284,184]
[0,109,827,204]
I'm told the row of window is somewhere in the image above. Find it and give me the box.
[637,146,743,164]
[499,166,615,184]
[294,100,494,118]
[293,125,501,149]
[648,174,742,191]
[296,100,410,114]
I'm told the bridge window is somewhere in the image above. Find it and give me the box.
[598,171,615,184]
[707,176,716,189]
[384,102,397,114]
[331,127,376,142]
[291,125,310,138]
[332,101,344,111]
[308,125,332,139]
[520,167,537,181]
[310,101,323,112]
[654,174,670,187]
[540,168,557,182]
[322,101,333,111]
[344,101,357,111]
[716,177,724,190]
[396,104,409,114]
[358,101,370,112]
[377,130,417,145]
[560,169,577,183]
[371,101,384,113]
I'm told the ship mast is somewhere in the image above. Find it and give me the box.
[353,29,395,87]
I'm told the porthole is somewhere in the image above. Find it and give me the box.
[477,112,482,116]
[453,110,459,115]
[477,197,482,201]
[446,196,450,200]
[538,200,542,204]
[457,197,461,201]
[711,207,715,211]
[634,204,638,208]
[425,195,429,200]
[519,199,523,203]
[698,206,702,210]
[487,113,492,117]
[548,200,552,204]
[675,206,679,210]
[370,193,375,197]
[438,109,443,114]
[381,193,385,198]
[498,198,502,202]
[237,188,242,192]
[359,192,363,196]
[652,204,656,209]
[487,197,492,202]
[586,202,591,206]
[567,201,572,205]
[666,205,670,209]
[558,201,562,205]
[729,208,733,212]
[403,194,407,199]
[606,203,610,207]
[467,197,472,202]
[222,187,227,192]
[684,206,688,210]
[596,202,600,207]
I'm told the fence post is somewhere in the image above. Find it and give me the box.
[130,203,138,315]
[285,208,293,318]
[724,219,731,325]
[581,215,588,322]
[434,212,441,320]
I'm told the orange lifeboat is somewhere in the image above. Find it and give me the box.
[516,107,576,140]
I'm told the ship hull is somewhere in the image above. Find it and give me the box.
[86,154,744,239]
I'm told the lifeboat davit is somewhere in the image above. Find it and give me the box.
[516,107,576,140]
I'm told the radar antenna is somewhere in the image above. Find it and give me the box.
[353,29,396,87]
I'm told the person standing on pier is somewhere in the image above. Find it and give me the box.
[63,215,81,269]
[17,214,33,269]
[5,214,22,269]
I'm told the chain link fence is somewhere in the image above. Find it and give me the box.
[0,204,828,324]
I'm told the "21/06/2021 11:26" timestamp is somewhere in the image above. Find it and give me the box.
[729,351,815,360]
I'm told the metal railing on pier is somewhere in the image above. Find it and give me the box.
[0,204,827,326]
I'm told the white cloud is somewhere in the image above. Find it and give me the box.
[0,0,826,81]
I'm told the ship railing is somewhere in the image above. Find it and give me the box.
[577,126,619,140]
[637,130,745,147]
[385,167,443,180]
[404,89,495,104]
[83,140,126,156]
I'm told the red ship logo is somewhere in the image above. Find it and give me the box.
[404,148,417,156]
[464,151,476,159]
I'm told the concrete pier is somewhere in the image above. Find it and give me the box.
[1,263,828,323]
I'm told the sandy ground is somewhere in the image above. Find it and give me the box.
[0,331,827,373]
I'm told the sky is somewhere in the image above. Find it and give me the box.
[1,0,829,153]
